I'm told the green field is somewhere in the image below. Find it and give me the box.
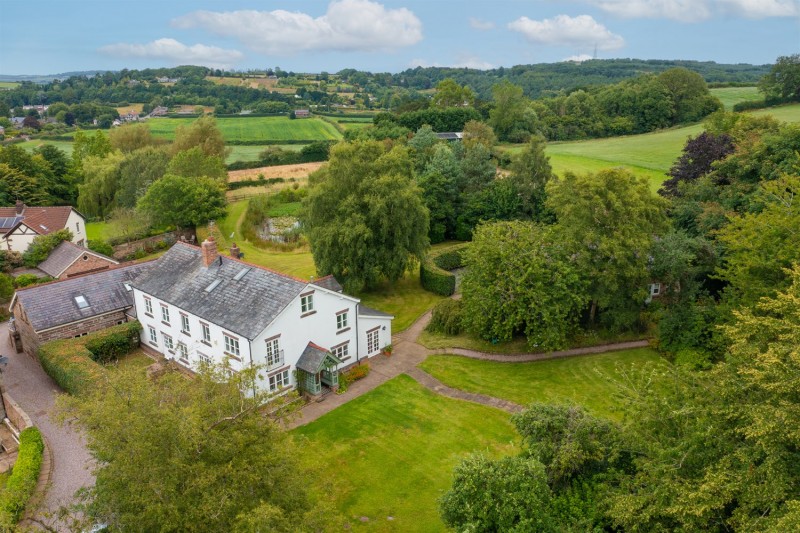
[146,116,343,142]
[226,144,304,164]
[751,102,800,123]
[0,81,20,90]
[17,139,74,157]
[710,86,761,110]
[294,375,519,532]
[419,348,665,420]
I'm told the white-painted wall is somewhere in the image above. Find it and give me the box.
[358,314,393,359]
[3,224,39,252]
[66,210,87,246]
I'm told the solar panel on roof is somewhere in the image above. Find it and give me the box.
[0,217,21,229]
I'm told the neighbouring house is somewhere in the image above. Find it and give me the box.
[131,238,393,397]
[435,132,463,141]
[294,109,311,118]
[37,241,119,280]
[0,201,87,253]
[9,262,152,357]
[148,106,169,117]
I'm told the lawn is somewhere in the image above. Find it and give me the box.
[85,221,113,241]
[358,274,445,332]
[419,348,665,420]
[0,82,19,90]
[226,143,304,164]
[146,116,343,142]
[107,350,154,372]
[294,375,519,532]
[710,86,761,110]
[17,139,74,157]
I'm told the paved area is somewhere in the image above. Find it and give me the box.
[0,322,94,526]
[290,309,651,428]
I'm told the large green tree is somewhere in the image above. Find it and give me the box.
[461,221,587,349]
[488,80,536,142]
[137,174,226,229]
[171,115,228,159]
[302,141,429,292]
[114,146,170,209]
[546,169,668,328]
[108,122,156,153]
[58,365,333,532]
[759,53,800,100]
[508,135,553,221]
[167,146,227,182]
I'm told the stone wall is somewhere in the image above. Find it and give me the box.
[2,393,32,432]
[111,229,196,260]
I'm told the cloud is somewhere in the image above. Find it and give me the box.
[172,0,423,54]
[99,38,243,69]
[588,0,797,21]
[565,54,595,62]
[508,14,625,50]
[469,17,496,30]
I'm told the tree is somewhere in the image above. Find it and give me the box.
[660,131,735,197]
[508,135,553,221]
[21,115,41,130]
[759,53,800,100]
[489,80,536,142]
[137,174,227,229]
[461,120,496,152]
[407,125,440,173]
[546,169,668,328]
[22,229,73,267]
[167,146,228,182]
[419,171,456,244]
[172,116,228,159]
[57,365,334,532]
[109,122,156,153]
[431,78,475,108]
[302,141,429,292]
[115,146,170,208]
[105,207,152,243]
[0,163,46,206]
[77,152,125,219]
[461,221,587,349]
[657,67,721,123]
[440,454,555,532]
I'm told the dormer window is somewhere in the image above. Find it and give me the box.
[74,295,89,309]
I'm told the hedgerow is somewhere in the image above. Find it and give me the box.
[420,244,468,296]
[85,321,142,364]
[0,427,44,526]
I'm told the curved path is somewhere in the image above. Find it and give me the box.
[290,309,650,427]
[0,322,94,527]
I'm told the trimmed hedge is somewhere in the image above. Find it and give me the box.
[0,427,44,526]
[85,321,142,364]
[420,244,468,296]
[38,321,142,395]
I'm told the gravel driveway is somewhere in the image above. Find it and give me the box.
[0,321,94,525]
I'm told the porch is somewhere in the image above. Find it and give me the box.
[296,342,344,397]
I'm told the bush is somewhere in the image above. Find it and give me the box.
[38,321,141,395]
[427,299,464,335]
[0,273,13,301]
[0,250,23,273]
[13,274,52,288]
[337,362,371,394]
[674,348,713,371]
[85,321,141,364]
[22,229,73,267]
[420,244,468,296]
[0,427,45,526]
[88,239,115,257]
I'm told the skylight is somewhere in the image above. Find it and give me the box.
[233,267,251,281]
[74,295,89,309]
[124,283,132,291]
[204,279,222,293]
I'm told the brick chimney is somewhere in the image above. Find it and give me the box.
[229,242,241,259]
[201,236,219,267]
[15,200,24,215]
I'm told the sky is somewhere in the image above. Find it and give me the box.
[0,0,798,75]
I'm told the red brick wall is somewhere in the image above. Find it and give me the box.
[61,253,116,279]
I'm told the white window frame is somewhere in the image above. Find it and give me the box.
[201,322,211,344]
[163,333,174,352]
[336,311,348,331]
[301,293,314,314]
[176,342,188,361]
[180,313,190,334]
[197,352,211,365]
[224,333,240,357]
[148,326,157,345]
[160,304,170,324]
[331,342,349,361]
[269,370,290,392]
[265,337,282,368]
[650,283,661,296]
[367,329,380,355]
[143,296,153,316]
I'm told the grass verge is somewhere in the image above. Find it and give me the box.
[293,375,518,532]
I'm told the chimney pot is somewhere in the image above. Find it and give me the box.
[201,236,218,267]
[229,242,241,259]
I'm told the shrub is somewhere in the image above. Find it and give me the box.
[0,273,13,301]
[38,321,141,395]
[0,427,45,526]
[0,250,23,273]
[22,229,73,267]
[88,239,115,257]
[337,362,371,394]
[85,321,141,364]
[427,299,464,335]
[420,244,468,296]
[674,348,713,371]
[13,274,52,288]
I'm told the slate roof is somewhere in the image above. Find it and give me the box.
[296,342,342,373]
[131,242,310,340]
[435,132,463,141]
[0,205,78,236]
[311,275,343,293]
[14,262,151,332]
[38,241,118,278]
[358,305,394,319]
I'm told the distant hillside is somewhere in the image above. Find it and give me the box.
[0,71,108,83]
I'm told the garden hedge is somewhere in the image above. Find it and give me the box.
[419,244,469,296]
[85,321,142,364]
[0,427,44,526]
[38,321,142,395]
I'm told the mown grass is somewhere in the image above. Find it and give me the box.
[17,139,74,157]
[751,102,800,123]
[107,350,154,372]
[419,348,665,420]
[294,375,519,532]
[146,116,343,142]
[0,82,19,90]
[226,143,304,164]
[358,274,445,332]
[710,86,760,110]
[85,221,113,241]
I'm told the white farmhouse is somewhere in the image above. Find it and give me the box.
[0,201,87,252]
[130,237,393,396]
